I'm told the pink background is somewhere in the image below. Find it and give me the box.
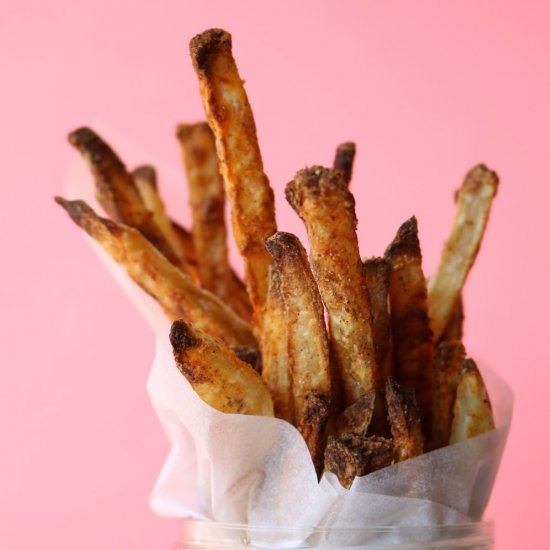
[1,1,549,548]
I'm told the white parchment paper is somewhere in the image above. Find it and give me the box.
[65,124,513,545]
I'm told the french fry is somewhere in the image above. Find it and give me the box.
[189,29,277,330]
[68,127,182,268]
[285,167,378,409]
[333,142,356,185]
[171,220,200,280]
[132,165,187,265]
[363,257,393,384]
[266,232,332,472]
[336,391,376,437]
[385,217,434,433]
[259,266,294,422]
[324,434,393,489]
[232,346,262,375]
[439,294,464,343]
[385,377,423,461]
[55,198,255,347]
[175,122,252,320]
[449,359,495,444]
[428,165,499,342]
[431,341,466,449]
[170,320,273,416]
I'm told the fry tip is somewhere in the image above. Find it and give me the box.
[189,28,232,71]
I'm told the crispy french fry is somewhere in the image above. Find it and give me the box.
[170,320,273,416]
[428,165,499,342]
[385,217,434,432]
[431,341,466,449]
[68,127,182,268]
[333,142,356,185]
[175,122,252,320]
[385,377,423,461]
[266,232,332,472]
[324,434,393,489]
[55,198,255,347]
[363,257,393,384]
[232,346,262,374]
[439,294,464,343]
[132,165,188,266]
[189,29,277,330]
[171,220,200,280]
[336,391,376,437]
[286,167,378,408]
[259,266,294,422]
[449,359,495,444]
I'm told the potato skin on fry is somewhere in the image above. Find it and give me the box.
[385,377,423,462]
[266,232,332,473]
[449,359,495,444]
[55,198,255,347]
[176,122,252,321]
[189,29,277,331]
[325,434,393,489]
[68,127,181,268]
[286,167,378,408]
[385,217,434,435]
[170,320,273,416]
[428,165,499,342]
[333,142,356,186]
[336,391,376,437]
[431,341,465,449]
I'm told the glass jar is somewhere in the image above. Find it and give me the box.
[175,519,494,549]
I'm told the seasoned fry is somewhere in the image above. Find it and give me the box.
[363,257,393,384]
[385,217,434,432]
[333,142,356,185]
[325,434,393,489]
[132,165,187,264]
[439,294,464,343]
[336,391,376,437]
[232,346,262,375]
[171,220,200,281]
[286,167,378,408]
[260,266,294,422]
[449,359,495,444]
[189,29,277,330]
[55,198,255,347]
[266,232,332,472]
[428,165,499,342]
[175,122,252,320]
[68,127,181,268]
[431,341,466,449]
[385,377,423,461]
[170,320,273,416]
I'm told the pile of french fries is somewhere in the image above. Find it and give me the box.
[57,28,498,488]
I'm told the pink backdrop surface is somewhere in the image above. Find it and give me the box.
[1,1,549,548]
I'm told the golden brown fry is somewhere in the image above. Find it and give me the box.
[266,232,332,472]
[286,167,378,408]
[324,434,393,489]
[232,346,262,375]
[68,127,181,267]
[189,29,277,330]
[333,142,356,185]
[363,257,393,384]
[385,217,434,432]
[439,294,464,343]
[170,320,273,416]
[55,198,255,347]
[449,359,495,444]
[431,341,466,449]
[428,165,499,342]
[132,165,187,265]
[175,122,252,320]
[336,391,376,437]
[385,377,423,462]
[259,266,294,422]
[171,220,200,280]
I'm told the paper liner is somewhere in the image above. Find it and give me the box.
[65,123,513,546]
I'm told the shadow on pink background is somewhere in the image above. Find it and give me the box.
[1,1,549,548]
